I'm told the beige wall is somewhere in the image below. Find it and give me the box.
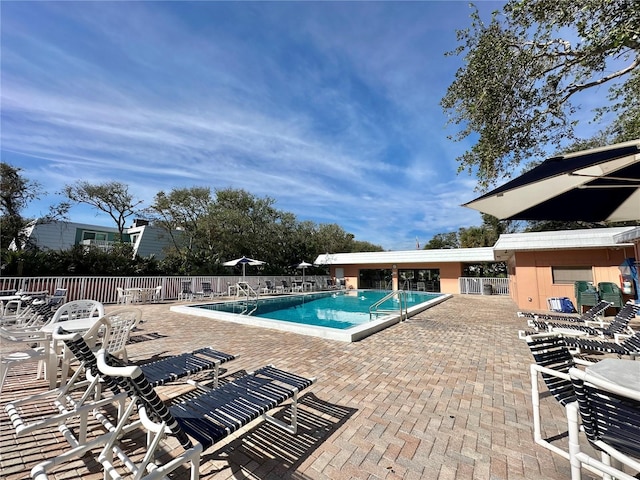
[509,247,633,311]
[330,262,465,294]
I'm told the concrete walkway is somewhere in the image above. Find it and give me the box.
[0,295,607,479]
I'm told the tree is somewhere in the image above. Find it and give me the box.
[63,181,143,238]
[146,187,214,255]
[211,188,283,264]
[424,232,459,249]
[442,0,640,189]
[0,162,68,251]
[0,163,40,250]
[350,240,384,253]
[599,68,640,142]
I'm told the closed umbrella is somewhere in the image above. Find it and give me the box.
[295,261,313,290]
[222,256,266,281]
[463,140,640,222]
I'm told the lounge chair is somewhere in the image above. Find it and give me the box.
[562,331,640,358]
[280,279,292,293]
[528,301,639,338]
[196,281,214,299]
[67,350,316,480]
[567,365,640,480]
[4,310,142,443]
[262,280,275,294]
[6,317,236,442]
[524,332,598,462]
[178,281,194,300]
[1,297,59,331]
[518,300,612,325]
[1,292,53,326]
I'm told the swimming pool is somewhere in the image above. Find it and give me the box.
[171,290,451,342]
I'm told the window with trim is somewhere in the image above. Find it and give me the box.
[82,231,108,241]
[551,266,593,284]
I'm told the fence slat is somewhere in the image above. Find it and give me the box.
[458,277,509,295]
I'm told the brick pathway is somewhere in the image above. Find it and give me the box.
[0,295,608,479]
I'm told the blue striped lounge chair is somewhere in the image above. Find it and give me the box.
[74,349,317,480]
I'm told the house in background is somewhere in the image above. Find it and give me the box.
[13,218,178,260]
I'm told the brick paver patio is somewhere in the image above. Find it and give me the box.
[0,294,610,479]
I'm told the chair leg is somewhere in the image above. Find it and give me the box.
[567,401,582,480]
[0,362,9,394]
[530,365,570,459]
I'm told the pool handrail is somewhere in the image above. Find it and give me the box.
[369,290,408,320]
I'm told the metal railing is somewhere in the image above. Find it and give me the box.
[235,281,259,314]
[458,277,510,295]
[369,290,408,320]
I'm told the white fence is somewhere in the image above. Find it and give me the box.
[0,275,331,304]
[1,275,510,303]
[458,277,510,296]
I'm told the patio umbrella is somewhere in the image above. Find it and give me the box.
[463,141,640,222]
[295,261,313,287]
[222,256,266,280]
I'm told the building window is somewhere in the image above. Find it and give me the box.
[552,266,593,284]
[82,231,108,241]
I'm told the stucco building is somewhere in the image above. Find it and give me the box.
[314,226,639,312]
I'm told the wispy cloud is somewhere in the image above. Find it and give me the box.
[1,1,495,250]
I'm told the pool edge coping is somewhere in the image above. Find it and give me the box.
[170,292,453,342]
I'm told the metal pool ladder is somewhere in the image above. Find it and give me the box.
[236,281,259,315]
[369,290,408,320]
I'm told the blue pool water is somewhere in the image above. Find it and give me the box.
[191,290,441,329]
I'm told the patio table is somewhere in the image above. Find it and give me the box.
[40,316,102,386]
[125,287,156,303]
[585,358,640,391]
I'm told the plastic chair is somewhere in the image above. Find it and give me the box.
[0,341,50,393]
[525,332,595,460]
[116,287,133,305]
[575,281,598,313]
[597,282,624,309]
[151,285,163,302]
[567,366,640,480]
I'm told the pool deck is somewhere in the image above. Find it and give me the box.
[0,294,622,479]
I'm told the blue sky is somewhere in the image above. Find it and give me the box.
[0,1,601,250]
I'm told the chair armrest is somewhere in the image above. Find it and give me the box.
[531,363,571,380]
[584,320,609,328]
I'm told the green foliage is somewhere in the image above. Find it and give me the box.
[63,181,143,236]
[425,215,512,277]
[146,186,213,256]
[0,162,39,250]
[3,165,384,276]
[426,215,517,249]
[442,0,640,188]
[350,240,384,253]
[1,244,162,277]
[424,232,459,249]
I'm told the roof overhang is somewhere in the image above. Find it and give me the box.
[613,226,640,244]
[313,247,496,266]
[493,227,637,261]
